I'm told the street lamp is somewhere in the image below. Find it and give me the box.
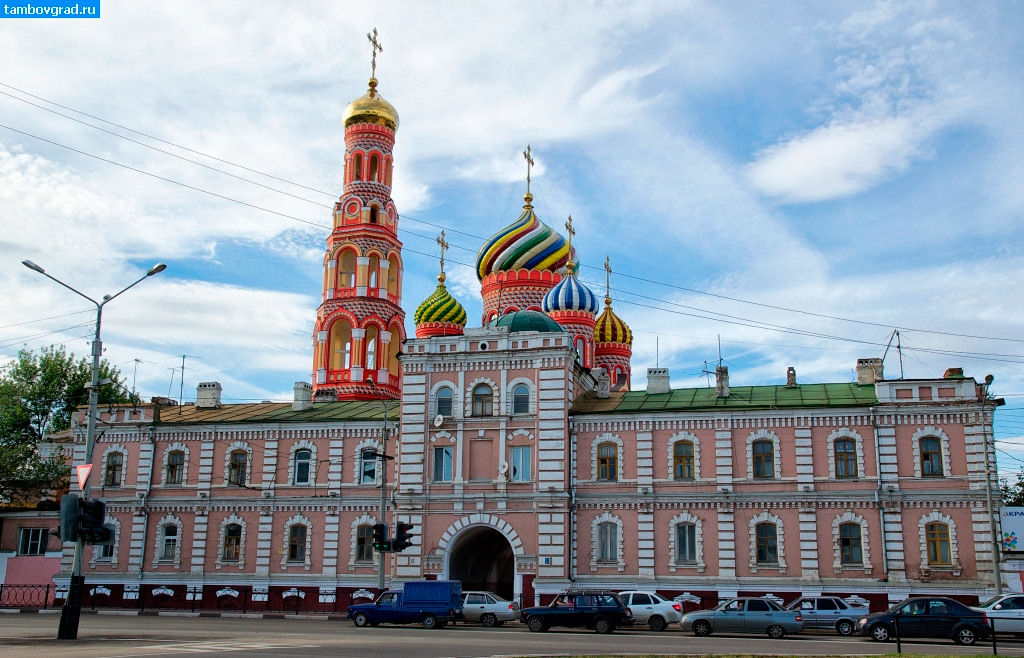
[365,376,392,592]
[22,260,166,640]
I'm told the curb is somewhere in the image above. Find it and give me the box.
[0,608,350,620]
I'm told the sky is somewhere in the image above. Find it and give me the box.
[2,1,1023,472]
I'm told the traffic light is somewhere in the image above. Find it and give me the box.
[392,522,414,552]
[371,522,391,552]
[59,494,80,543]
[78,498,113,545]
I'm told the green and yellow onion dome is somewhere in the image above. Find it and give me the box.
[475,194,572,281]
[595,297,632,345]
[342,78,400,131]
[414,276,468,327]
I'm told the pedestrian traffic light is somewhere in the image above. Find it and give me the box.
[392,522,414,552]
[371,522,391,552]
[78,498,113,545]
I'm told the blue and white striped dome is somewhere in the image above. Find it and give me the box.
[542,270,599,314]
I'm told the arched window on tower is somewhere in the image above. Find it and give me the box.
[388,322,402,377]
[369,206,379,224]
[574,336,586,365]
[386,255,400,296]
[367,255,380,288]
[330,320,352,370]
[385,160,392,186]
[337,250,356,288]
[353,154,363,181]
[365,326,379,371]
[369,155,380,182]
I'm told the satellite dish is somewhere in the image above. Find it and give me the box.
[433,414,444,428]
[498,461,509,475]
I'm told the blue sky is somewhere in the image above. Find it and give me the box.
[2,1,1024,470]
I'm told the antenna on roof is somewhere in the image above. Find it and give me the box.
[701,360,713,387]
[718,335,723,367]
[881,329,905,380]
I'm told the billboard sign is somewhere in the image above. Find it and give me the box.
[1001,507,1024,552]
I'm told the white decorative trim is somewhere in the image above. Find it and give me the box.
[348,513,378,571]
[89,586,111,596]
[215,514,247,571]
[912,426,952,478]
[748,511,786,572]
[281,514,313,571]
[826,429,866,480]
[430,430,456,444]
[506,377,535,415]
[506,428,535,442]
[100,444,128,487]
[152,513,184,569]
[216,587,239,598]
[590,512,625,571]
[746,430,781,479]
[919,510,961,575]
[667,511,705,572]
[160,442,190,485]
[465,377,498,417]
[353,439,383,484]
[90,515,120,568]
[287,439,317,486]
[591,433,624,482]
[223,441,253,487]
[831,511,871,573]
[666,431,700,480]
[350,588,375,601]
[438,514,526,579]
[152,586,175,597]
[430,380,459,418]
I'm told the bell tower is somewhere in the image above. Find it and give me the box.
[311,29,405,400]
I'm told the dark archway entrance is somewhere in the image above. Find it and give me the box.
[448,527,514,600]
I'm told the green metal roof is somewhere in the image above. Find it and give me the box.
[485,310,564,334]
[155,400,399,425]
[573,383,878,414]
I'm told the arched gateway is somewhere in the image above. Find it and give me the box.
[440,515,523,601]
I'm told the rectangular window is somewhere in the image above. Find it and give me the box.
[673,442,694,480]
[100,543,114,559]
[895,388,913,399]
[752,441,774,479]
[360,450,378,484]
[223,525,241,561]
[756,523,778,564]
[161,526,177,561]
[839,523,863,565]
[598,523,618,562]
[19,528,47,555]
[921,438,943,477]
[918,386,933,400]
[511,445,531,482]
[104,453,123,487]
[676,523,697,563]
[938,387,956,398]
[356,525,374,561]
[926,522,952,565]
[597,443,618,482]
[166,451,184,485]
[433,446,453,483]
[288,525,307,562]
[228,451,247,485]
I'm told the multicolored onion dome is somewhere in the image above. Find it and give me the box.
[343,78,400,131]
[595,299,632,345]
[414,279,467,327]
[541,268,599,314]
[475,195,571,281]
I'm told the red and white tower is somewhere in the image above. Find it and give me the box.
[311,36,404,400]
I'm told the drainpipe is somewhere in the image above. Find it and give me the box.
[870,407,889,576]
[568,415,576,584]
[136,423,156,598]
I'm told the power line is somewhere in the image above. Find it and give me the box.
[0,308,93,329]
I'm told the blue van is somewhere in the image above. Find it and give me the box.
[349,580,463,629]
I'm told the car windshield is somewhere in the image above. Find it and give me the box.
[977,596,1003,608]
[715,599,741,611]
[489,593,508,601]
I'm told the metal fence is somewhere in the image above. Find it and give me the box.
[0,584,54,609]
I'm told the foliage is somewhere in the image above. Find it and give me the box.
[1002,469,1024,508]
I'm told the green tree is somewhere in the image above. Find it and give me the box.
[1003,469,1024,508]
[0,345,131,502]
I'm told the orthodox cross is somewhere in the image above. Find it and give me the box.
[564,215,576,272]
[367,28,383,78]
[436,230,449,280]
[603,255,612,301]
[523,145,534,195]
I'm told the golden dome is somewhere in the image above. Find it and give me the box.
[342,78,400,131]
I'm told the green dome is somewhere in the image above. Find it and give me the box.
[414,281,468,326]
[485,310,565,334]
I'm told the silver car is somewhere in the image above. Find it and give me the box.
[618,591,683,631]
[973,593,1024,633]
[681,597,804,638]
[461,591,520,627]
[786,596,864,635]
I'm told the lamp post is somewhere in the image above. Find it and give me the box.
[22,260,166,640]
[365,376,391,591]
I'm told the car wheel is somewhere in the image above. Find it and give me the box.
[648,615,667,632]
[870,624,890,642]
[352,612,369,627]
[836,619,854,636]
[421,613,437,629]
[594,617,613,634]
[481,613,498,628]
[693,620,713,637]
[527,616,546,633]
[955,626,977,646]
[767,624,786,639]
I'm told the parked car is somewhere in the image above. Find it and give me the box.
[857,596,990,645]
[349,580,463,629]
[973,593,1024,633]
[521,591,634,634]
[617,591,683,631]
[681,597,803,638]
[786,595,864,635]
[461,591,519,626]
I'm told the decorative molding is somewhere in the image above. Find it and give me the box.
[591,433,624,482]
[160,442,190,485]
[429,380,459,418]
[748,510,786,573]
[223,441,253,487]
[507,428,535,442]
[89,515,120,568]
[506,376,536,415]
[348,513,377,572]
[352,439,383,484]
[152,513,184,569]
[826,428,866,480]
[831,511,872,574]
[918,510,961,576]
[281,513,313,571]
[100,444,129,487]
[464,377,498,417]
[745,430,781,480]
[912,426,952,479]
[590,511,625,572]
[667,511,705,573]
[666,431,700,480]
[287,439,318,486]
[214,513,247,571]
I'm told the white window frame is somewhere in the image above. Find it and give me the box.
[589,512,625,572]
[748,511,786,573]
[215,514,247,571]
[288,439,317,486]
[831,511,871,574]
[506,377,535,416]
[912,427,951,478]
[152,514,183,569]
[826,429,866,480]
[591,433,624,482]
[667,511,705,572]
[161,442,189,486]
[919,511,960,575]
[19,527,47,556]
[667,432,701,480]
[223,441,253,487]
[101,444,128,488]
[510,445,531,482]
[746,430,781,480]
[281,514,313,571]
[348,513,378,571]
[353,439,383,485]
[433,445,453,483]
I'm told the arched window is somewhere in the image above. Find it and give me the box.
[166,451,184,485]
[367,255,379,287]
[356,524,374,561]
[365,326,379,370]
[574,336,585,358]
[472,384,493,416]
[369,206,379,224]
[161,525,178,561]
[360,450,378,484]
[752,440,774,479]
[104,453,123,487]
[512,384,530,414]
[338,250,356,288]
[673,441,694,480]
[834,439,857,478]
[597,522,618,562]
[839,523,862,565]
[228,450,247,486]
[384,159,392,186]
[926,522,951,565]
[386,254,400,296]
[369,154,380,181]
[288,525,307,562]
[330,320,352,370]
[222,524,241,562]
[676,523,697,563]
[294,449,312,485]
[435,388,453,417]
[755,522,778,564]
[921,438,943,477]
[597,443,618,482]
[353,153,363,181]
[388,323,401,376]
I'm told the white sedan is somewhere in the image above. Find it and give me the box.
[972,593,1024,633]
[461,591,520,627]
[618,591,683,631]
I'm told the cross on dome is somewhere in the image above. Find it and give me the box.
[604,255,613,305]
[436,230,449,283]
[367,28,383,79]
[564,215,576,273]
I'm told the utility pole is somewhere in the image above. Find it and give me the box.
[365,377,390,591]
[981,374,1002,594]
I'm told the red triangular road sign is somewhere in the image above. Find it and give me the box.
[76,464,93,489]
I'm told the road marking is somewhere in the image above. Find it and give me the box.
[109,641,318,657]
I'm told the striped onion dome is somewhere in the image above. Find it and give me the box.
[541,266,599,314]
[594,297,632,345]
[475,195,571,281]
[413,278,467,327]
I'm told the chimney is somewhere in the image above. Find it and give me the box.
[293,381,313,411]
[856,358,884,385]
[595,369,611,399]
[716,365,730,398]
[646,368,671,395]
[786,367,797,388]
[942,367,964,379]
[195,382,222,409]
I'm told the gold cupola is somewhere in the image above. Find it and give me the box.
[342,77,400,131]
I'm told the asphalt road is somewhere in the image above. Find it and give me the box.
[1,613,1021,658]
